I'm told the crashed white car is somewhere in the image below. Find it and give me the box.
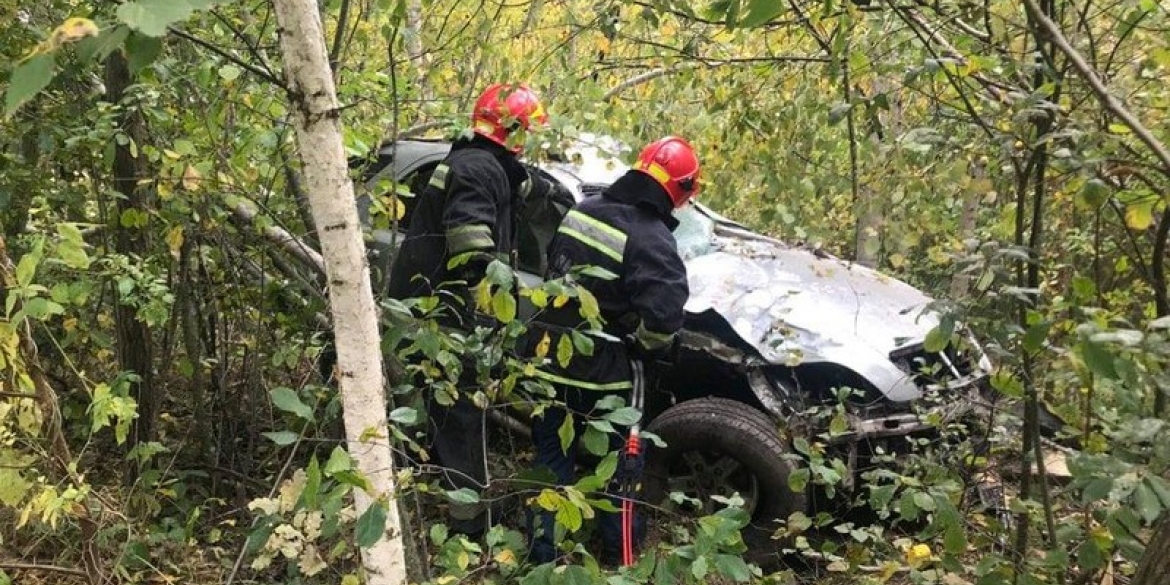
[357,135,993,559]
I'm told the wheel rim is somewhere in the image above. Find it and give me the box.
[665,449,761,516]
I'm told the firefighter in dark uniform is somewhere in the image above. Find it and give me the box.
[524,136,701,564]
[387,82,550,536]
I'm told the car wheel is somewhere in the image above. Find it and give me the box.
[644,397,807,566]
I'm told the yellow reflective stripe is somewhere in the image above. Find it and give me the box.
[634,160,671,185]
[558,210,626,263]
[534,369,633,391]
[558,228,622,262]
[429,164,450,189]
[447,224,494,254]
[635,321,675,350]
[568,210,626,242]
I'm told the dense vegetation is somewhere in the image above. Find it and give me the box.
[2,0,1170,584]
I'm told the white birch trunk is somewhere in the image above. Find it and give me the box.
[272,1,408,583]
[404,0,428,102]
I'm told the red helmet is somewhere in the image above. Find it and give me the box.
[471,83,548,153]
[632,136,701,208]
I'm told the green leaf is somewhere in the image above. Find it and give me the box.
[554,495,583,531]
[445,488,480,504]
[1146,475,1170,508]
[827,102,852,125]
[592,452,618,484]
[714,554,753,581]
[581,426,610,456]
[738,0,785,28]
[270,387,314,421]
[1080,339,1118,380]
[577,287,601,320]
[324,446,352,475]
[556,333,573,368]
[828,413,848,436]
[117,0,195,37]
[75,25,131,62]
[558,412,575,454]
[261,431,299,446]
[1134,480,1162,524]
[1022,321,1051,353]
[607,407,641,426]
[570,329,595,357]
[913,491,937,512]
[303,456,321,508]
[389,406,418,425]
[788,468,810,492]
[6,54,56,119]
[943,523,967,554]
[1076,178,1111,209]
[430,523,449,545]
[354,500,388,548]
[492,289,517,323]
[1076,538,1105,571]
[125,32,164,74]
[924,315,955,353]
[691,555,709,580]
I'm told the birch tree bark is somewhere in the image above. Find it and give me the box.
[272,1,408,583]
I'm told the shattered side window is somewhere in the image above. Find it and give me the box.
[673,205,715,260]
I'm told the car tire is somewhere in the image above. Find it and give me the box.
[644,397,807,567]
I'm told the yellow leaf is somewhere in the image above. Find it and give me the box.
[476,280,493,312]
[535,332,551,359]
[494,549,517,566]
[163,149,181,159]
[1125,200,1155,230]
[553,295,569,308]
[905,543,932,569]
[181,165,202,191]
[50,17,100,49]
[166,225,184,259]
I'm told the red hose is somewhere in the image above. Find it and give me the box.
[621,430,641,567]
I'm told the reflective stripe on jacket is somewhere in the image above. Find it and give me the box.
[531,171,688,389]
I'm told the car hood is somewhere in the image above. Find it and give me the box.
[673,206,944,401]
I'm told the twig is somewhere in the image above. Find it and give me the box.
[168,28,287,90]
[0,562,89,577]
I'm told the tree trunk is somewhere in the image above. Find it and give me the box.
[404,0,428,101]
[1133,517,1170,585]
[104,51,158,473]
[272,1,409,584]
[950,156,986,299]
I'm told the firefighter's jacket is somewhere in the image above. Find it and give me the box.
[529,171,689,391]
[387,137,533,325]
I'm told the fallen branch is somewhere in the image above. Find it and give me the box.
[0,562,89,578]
[230,200,325,275]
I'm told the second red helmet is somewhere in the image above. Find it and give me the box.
[631,136,701,208]
[471,83,548,153]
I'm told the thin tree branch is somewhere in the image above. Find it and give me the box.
[603,65,693,100]
[1022,0,1170,178]
[169,27,287,90]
